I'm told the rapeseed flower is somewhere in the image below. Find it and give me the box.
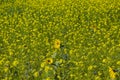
[41,62,45,68]
[33,71,39,77]
[95,76,101,80]
[46,77,51,80]
[102,59,107,63]
[109,67,116,80]
[4,67,9,73]
[44,66,50,72]
[0,60,3,65]
[116,61,120,65]
[88,65,93,70]
[12,60,19,67]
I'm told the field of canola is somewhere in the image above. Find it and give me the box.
[0,0,120,80]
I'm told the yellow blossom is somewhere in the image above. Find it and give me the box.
[70,74,75,77]
[4,67,9,72]
[8,49,13,56]
[45,58,53,64]
[0,60,3,65]
[98,71,102,76]
[12,60,19,67]
[95,76,101,80]
[46,77,51,80]
[88,65,93,70]
[116,61,120,65]
[44,66,53,72]
[54,39,60,49]
[33,71,39,77]
[59,59,64,63]
[109,67,116,80]
[102,59,107,63]
[41,62,45,68]
[9,51,13,56]
[44,66,50,72]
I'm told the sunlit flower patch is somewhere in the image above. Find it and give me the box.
[0,0,120,80]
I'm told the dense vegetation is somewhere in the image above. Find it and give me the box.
[0,0,120,80]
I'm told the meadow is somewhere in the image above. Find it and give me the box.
[0,0,120,80]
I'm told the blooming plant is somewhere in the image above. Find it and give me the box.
[0,0,120,80]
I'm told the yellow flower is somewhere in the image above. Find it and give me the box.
[33,71,39,77]
[4,67,9,72]
[46,77,51,80]
[56,75,61,80]
[12,60,19,67]
[54,39,60,49]
[0,60,3,65]
[41,62,45,68]
[8,49,13,56]
[44,66,50,72]
[95,76,101,80]
[88,65,93,70]
[9,51,13,56]
[45,58,53,64]
[59,59,64,63]
[102,59,107,63]
[116,61,120,65]
[109,67,116,80]
[70,74,75,77]
[44,66,53,72]
[98,71,102,76]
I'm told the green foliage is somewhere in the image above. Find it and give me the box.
[0,0,120,80]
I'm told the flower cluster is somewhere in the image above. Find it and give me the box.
[0,0,120,80]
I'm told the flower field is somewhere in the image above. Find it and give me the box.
[0,0,120,80]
